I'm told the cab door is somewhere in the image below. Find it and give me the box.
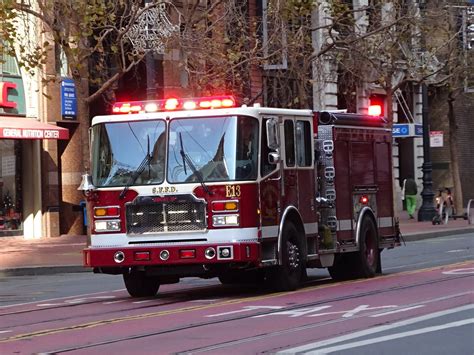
[281,118,298,210]
[259,117,281,260]
[295,119,316,229]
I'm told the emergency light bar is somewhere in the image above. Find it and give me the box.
[112,96,236,114]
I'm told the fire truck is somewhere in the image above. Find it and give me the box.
[80,95,400,297]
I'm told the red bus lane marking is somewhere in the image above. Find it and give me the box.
[0,261,471,351]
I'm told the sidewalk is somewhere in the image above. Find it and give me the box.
[0,216,473,276]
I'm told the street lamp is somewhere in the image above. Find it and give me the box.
[417,84,437,221]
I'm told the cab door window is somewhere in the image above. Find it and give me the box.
[284,120,295,167]
[261,118,278,177]
[296,120,312,167]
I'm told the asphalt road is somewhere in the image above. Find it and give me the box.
[0,232,472,354]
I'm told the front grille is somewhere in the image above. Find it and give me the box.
[126,197,206,234]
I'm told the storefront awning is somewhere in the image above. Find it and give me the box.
[0,117,69,140]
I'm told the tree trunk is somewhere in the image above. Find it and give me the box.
[58,75,90,235]
[447,91,464,214]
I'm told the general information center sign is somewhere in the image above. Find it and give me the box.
[61,78,77,120]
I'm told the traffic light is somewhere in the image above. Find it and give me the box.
[369,94,385,116]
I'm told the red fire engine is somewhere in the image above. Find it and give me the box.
[80,95,400,297]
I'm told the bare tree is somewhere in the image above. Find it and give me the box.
[426,3,472,213]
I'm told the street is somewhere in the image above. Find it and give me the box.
[0,232,473,354]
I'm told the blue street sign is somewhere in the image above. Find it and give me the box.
[415,124,423,136]
[392,124,410,137]
[61,78,77,120]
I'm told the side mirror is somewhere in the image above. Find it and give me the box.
[268,152,280,165]
[266,118,279,150]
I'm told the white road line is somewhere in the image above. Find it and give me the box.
[132,300,155,304]
[0,330,12,334]
[0,289,125,309]
[370,305,425,317]
[37,304,61,307]
[306,318,474,354]
[277,304,474,354]
[207,306,283,318]
[443,268,474,275]
[103,300,127,305]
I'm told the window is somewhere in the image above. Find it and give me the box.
[261,118,277,176]
[0,45,21,76]
[284,120,295,167]
[296,120,312,167]
[55,44,69,76]
[0,140,23,235]
[168,116,259,182]
[261,0,288,69]
[91,120,166,187]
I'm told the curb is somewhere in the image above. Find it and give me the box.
[401,227,474,242]
[0,265,89,277]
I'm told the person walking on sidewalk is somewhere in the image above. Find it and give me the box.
[402,176,418,219]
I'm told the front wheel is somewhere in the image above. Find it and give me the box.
[123,269,160,297]
[267,222,305,291]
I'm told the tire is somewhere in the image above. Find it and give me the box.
[354,216,380,278]
[218,269,265,285]
[328,254,357,281]
[123,269,160,297]
[267,222,304,291]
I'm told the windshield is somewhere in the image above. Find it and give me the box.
[91,120,166,187]
[168,116,258,183]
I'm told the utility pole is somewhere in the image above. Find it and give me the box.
[418,84,436,221]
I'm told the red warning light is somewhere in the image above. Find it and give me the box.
[368,105,382,116]
[368,94,385,116]
[165,98,179,111]
[112,96,236,114]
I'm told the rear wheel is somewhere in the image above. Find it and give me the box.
[328,216,380,280]
[123,269,160,297]
[267,222,304,291]
[354,216,380,278]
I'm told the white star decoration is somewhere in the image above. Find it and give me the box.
[125,4,179,53]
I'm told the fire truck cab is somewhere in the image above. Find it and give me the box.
[80,96,400,297]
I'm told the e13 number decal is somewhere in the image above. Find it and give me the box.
[226,185,241,198]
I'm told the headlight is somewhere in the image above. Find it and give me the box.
[95,220,121,232]
[212,214,239,227]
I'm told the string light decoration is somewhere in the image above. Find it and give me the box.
[124,3,179,54]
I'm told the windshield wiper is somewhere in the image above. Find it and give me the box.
[119,136,151,200]
[179,132,213,195]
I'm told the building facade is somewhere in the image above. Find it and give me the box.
[0,50,70,238]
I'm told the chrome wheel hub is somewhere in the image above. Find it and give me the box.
[288,242,300,269]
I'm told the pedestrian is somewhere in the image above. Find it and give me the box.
[402,176,418,219]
